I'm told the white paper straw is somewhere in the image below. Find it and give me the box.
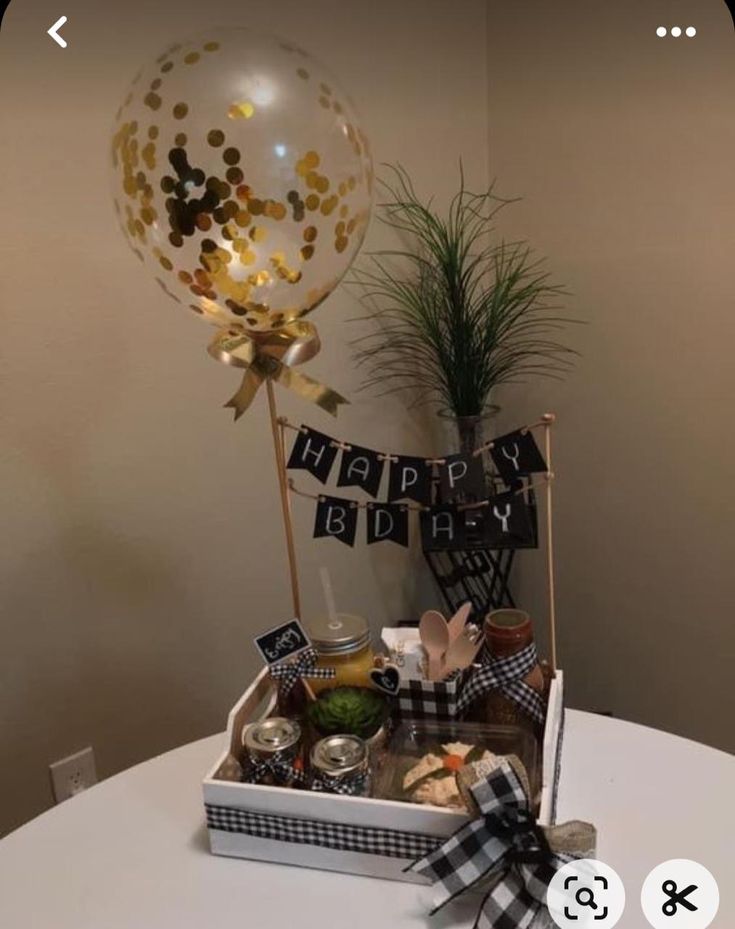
[320,566,341,630]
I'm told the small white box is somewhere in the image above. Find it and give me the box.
[202,668,564,882]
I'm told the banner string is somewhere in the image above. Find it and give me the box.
[277,416,549,464]
[286,476,547,512]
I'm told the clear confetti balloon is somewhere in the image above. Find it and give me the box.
[111,29,373,332]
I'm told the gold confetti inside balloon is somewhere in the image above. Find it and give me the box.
[110,30,373,332]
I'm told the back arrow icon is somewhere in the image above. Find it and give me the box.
[47,15,68,48]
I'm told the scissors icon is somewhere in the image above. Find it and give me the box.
[662,880,698,916]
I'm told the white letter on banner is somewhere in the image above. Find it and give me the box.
[501,443,521,472]
[447,459,467,489]
[374,508,394,540]
[432,511,455,541]
[401,466,418,494]
[492,503,511,533]
[347,457,370,483]
[325,506,346,535]
[301,437,325,467]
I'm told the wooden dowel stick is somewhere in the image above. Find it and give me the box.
[542,412,557,675]
[277,415,298,584]
[278,415,287,462]
[265,379,301,618]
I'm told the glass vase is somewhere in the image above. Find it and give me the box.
[437,406,500,455]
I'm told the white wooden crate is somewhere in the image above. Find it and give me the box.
[203,668,564,881]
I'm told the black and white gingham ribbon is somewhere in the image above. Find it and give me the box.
[205,803,439,860]
[397,669,466,720]
[268,647,336,698]
[310,771,369,796]
[242,752,306,786]
[406,760,572,929]
[456,643,546,724]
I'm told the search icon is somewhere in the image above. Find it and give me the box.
[576,886,598,909]
[549,859,625,927]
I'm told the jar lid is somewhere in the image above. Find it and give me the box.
[243,717,301,755]
[311,734,367,777]
[484,609,533,657]
[307,613,370,656]
[486,609,531,630]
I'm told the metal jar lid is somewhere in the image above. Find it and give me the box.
[243,717,301,758]
[307,613,371,656]
[311,734,368,778]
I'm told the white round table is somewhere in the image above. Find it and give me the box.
[0,711,732,928]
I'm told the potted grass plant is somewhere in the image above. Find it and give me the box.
[350,165,577,454]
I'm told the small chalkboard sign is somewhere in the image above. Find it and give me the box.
[254,619,311,666]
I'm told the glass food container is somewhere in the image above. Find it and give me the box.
[310,734,371,796]
[469,609,547,735]
[241,717,302,787]
[373,720,539,811]
[307,613,375,693]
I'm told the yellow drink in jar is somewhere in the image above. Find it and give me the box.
[306,613,375,694]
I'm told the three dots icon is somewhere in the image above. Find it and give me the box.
[656,26,697,37]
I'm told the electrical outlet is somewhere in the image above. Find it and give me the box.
[49,747,97,803]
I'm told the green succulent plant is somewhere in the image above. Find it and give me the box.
[308,687,388,740]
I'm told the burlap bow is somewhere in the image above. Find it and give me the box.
[407,756,596,929]
[208,320,348,420]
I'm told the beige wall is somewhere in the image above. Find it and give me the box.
[486,0,735,752]
[1,0,733,838]
[0,0,488,835]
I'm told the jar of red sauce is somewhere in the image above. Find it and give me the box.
[470,609,546,732]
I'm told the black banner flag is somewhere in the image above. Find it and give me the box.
[313,495,358,546]
[366,502,409,547]
[337,444,384,498]
[490,430,547,484]
[420,505,465,551]
[439,453,485,500]
[388,456,433,505]
[287,427,338,484]
[483,492,534,548]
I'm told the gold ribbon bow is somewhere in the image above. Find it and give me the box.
[207,320,349,420]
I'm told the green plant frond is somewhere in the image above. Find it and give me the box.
[349,165,580,416]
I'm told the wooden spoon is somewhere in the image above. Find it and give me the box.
[419,610,449,681]
[442,630,484,676]
[447,601,472,643]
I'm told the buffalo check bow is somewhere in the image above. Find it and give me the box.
[456,643,546,723]
[268,647,336,698]
[243,752,306,786]
[407,760,574,929]
[309,771,369,796]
